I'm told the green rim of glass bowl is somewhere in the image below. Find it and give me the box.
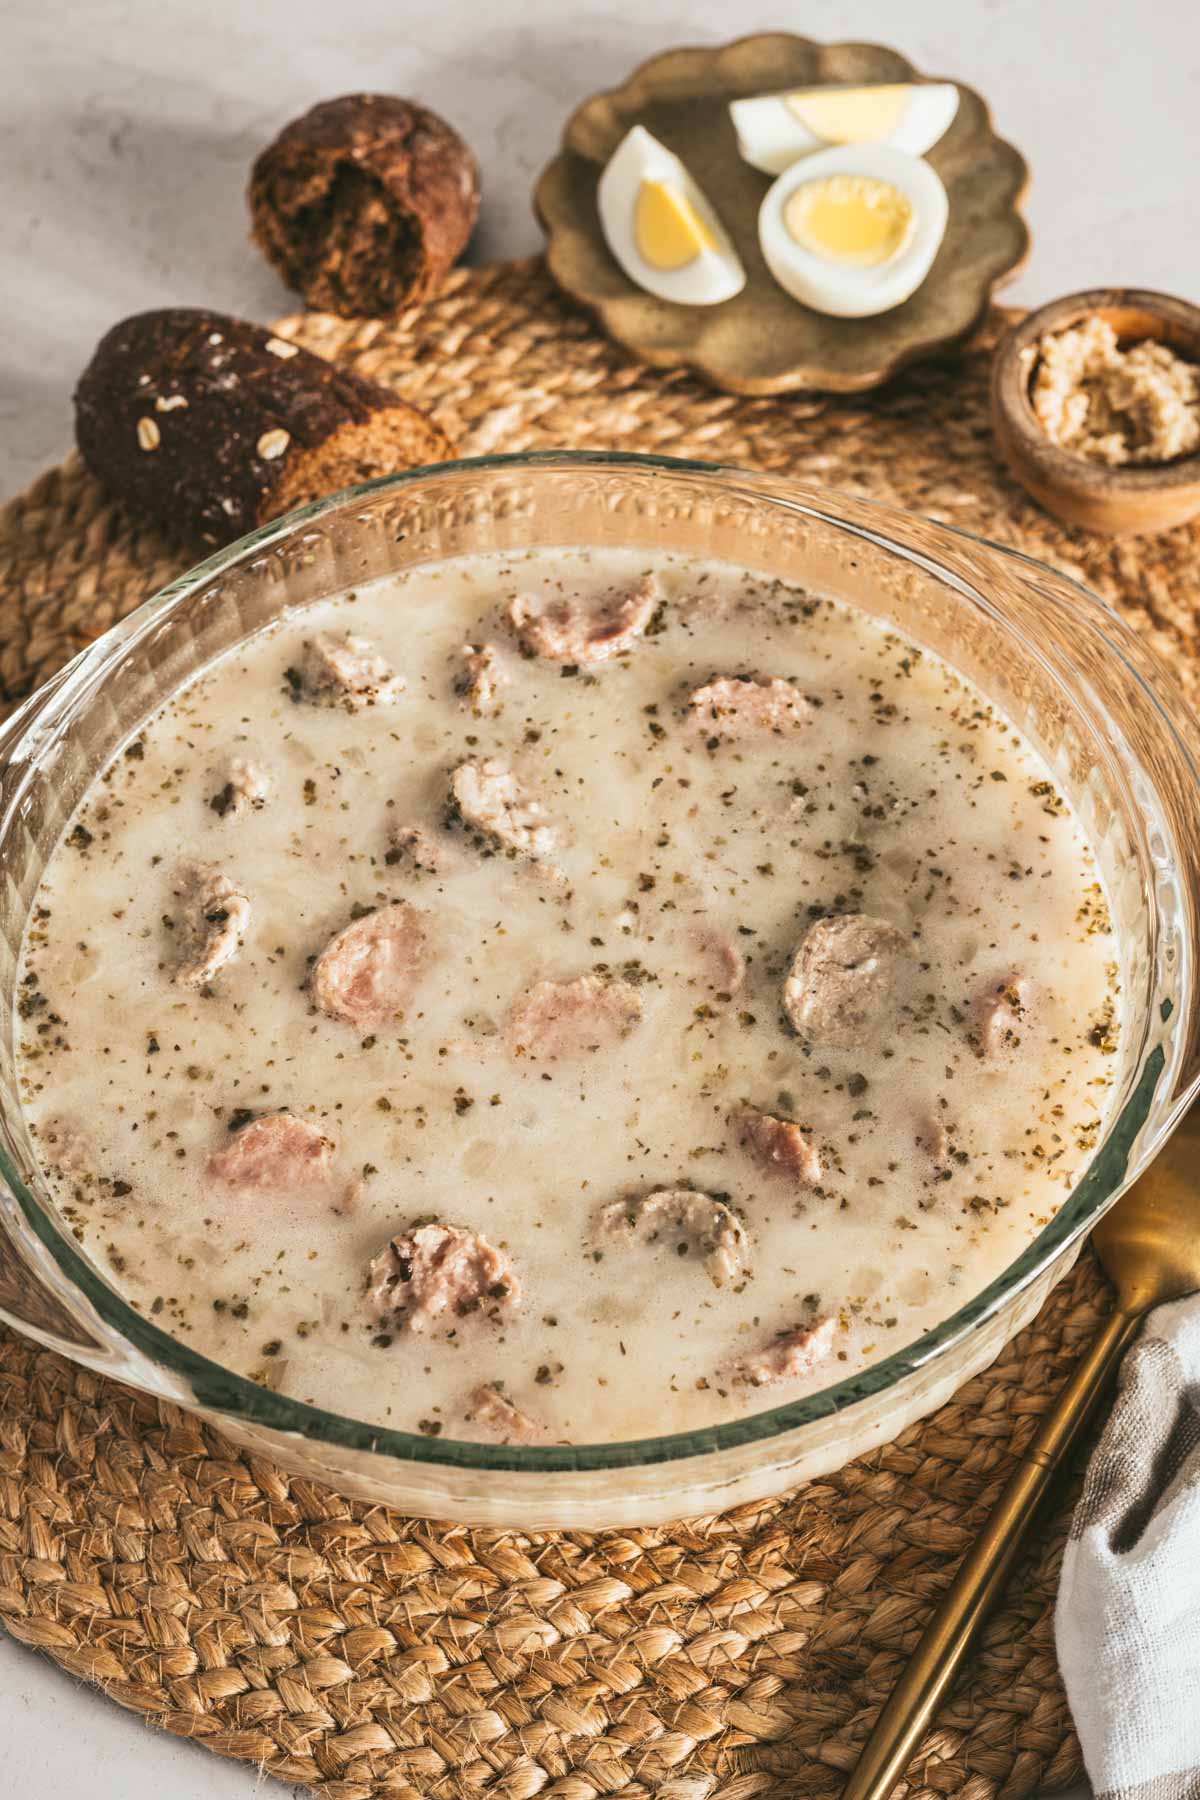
[0,451,1179,1473]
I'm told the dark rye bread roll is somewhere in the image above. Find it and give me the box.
[249,95,480,317]
[74,307,454,547]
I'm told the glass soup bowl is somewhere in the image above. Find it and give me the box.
[1,454,1197,1530]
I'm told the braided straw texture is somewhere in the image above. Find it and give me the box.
[0,256,1193,1798]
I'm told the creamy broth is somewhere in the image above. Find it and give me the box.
[15,550,1119,1444]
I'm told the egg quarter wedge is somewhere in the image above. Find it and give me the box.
[731,82,959,176]
[758,145,949,319]
[597,124,745,307]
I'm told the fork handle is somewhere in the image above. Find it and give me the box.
[841,1303,1141,1800]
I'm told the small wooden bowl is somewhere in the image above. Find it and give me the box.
[991,289,1200,536]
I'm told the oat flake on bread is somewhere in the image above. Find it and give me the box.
[74,307,454,547]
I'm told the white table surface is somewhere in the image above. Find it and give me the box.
[3,0,1197,1789]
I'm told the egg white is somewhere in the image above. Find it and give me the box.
[758,145,949,319]
[731,83,959,176]
[597,125,745,307]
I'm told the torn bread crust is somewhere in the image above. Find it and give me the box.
[726,1316,837,1387]
[506,574,660,665]
[292,631,405,710]
[172,861,251,988]
[248,95,480,317]
[365,1223,521,1334]
[592,1188,749,1288]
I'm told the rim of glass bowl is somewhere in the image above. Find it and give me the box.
[0,450,1190,1475]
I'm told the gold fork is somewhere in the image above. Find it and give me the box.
[843,1108,1200,1800]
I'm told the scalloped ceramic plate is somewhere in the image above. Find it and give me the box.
[534,33,1030,395]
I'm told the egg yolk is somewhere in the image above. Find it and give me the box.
[634,180,716,271]
[784,84,910,145]
[783,174,914,267]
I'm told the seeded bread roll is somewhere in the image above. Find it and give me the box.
[249,94,480,317]
[74,307,454,547]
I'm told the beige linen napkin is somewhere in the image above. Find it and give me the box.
[1057,1296,1200,1800]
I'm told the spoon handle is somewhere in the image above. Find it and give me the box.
[842,1303,1141,1800]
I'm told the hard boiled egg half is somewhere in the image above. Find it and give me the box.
[731,83,959,176]
[597,125,745,306]
[759,145,948,318]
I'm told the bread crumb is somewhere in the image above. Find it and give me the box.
[1032,316,1200,466]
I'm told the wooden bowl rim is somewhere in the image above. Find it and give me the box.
[990,287,1200,497]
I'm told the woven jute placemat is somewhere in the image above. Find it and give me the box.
[1,257,1197,1800]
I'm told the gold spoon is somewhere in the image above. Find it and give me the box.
[843,1107,1200,1800]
